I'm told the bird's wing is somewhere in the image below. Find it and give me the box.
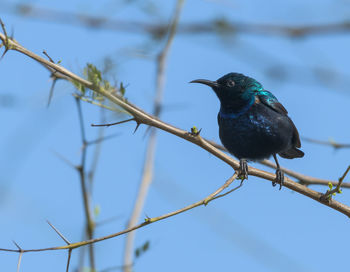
[257,90,288,115]
[258,90,301,148]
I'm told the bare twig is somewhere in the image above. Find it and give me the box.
[303,137,350,149]
[87,133,120,146]
[123,1,185,270]
[66,249,72,272]
[51,150,76,169]
[75,98,96,270]
[0,172,240,253]
[91,118,136,127]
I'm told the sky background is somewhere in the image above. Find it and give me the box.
[1,0,350,271]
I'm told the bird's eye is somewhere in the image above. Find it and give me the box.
[226,80,235,87]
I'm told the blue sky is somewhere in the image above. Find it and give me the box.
[1,0,350,271]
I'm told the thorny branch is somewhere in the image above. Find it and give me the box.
[1,22,350,263]
[1,26,350,214]
[0,172,239,253]
[208,140,350,188]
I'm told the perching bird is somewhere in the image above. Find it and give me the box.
[190,73,304,189]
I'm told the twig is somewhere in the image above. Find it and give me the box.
[123,1,185,270]
[210,179,244,202]
[66,249,72,272]
[303,137,350,149]
[87,133,120,146]
[321,166,350,201]
[0,172,239,253]
[75,98,96,270]
[91,118,135,127]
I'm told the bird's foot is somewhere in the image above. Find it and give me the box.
[272,169,284,190]
[238,159,248,180]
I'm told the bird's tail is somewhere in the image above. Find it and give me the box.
[279,148,304,159]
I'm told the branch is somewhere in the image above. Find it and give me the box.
[209,140,350,188]
[1,28,350,257]
[321,166,350,201]
[2,3,350,38]
[0,173,239,253]
[303,137,350,149]
[1,30,350,215]
[123,0,185,270]
[75,98,96,270]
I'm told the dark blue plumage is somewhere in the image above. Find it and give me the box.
[191,73,304,188]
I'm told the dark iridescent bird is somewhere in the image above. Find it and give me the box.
[190,73,304,189]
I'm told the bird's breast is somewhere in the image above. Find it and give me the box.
[217,103,293,160]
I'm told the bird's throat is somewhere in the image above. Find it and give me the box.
[219,96,255,119]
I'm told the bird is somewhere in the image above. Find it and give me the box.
[190,73,304,189]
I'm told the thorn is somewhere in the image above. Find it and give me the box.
[0,19,10,60]
[133,122,141,134]
[47,220,71,245]
[43,50,55,63]
[12,240,22,251]
[47,77,58,107]
[91,118,136,127]
[51,150,76,169]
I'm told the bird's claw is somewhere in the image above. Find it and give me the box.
[239,159,248,180]
[272,169,284,190]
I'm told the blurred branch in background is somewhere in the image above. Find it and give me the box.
[303,137,350,150]
[75,98,96,271]
[5,1,350,99]
[123,0,185,270]
[1,3,350,38]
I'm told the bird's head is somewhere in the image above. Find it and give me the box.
[190,73,263,110]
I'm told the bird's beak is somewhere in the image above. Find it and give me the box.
[189,79,218,88]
